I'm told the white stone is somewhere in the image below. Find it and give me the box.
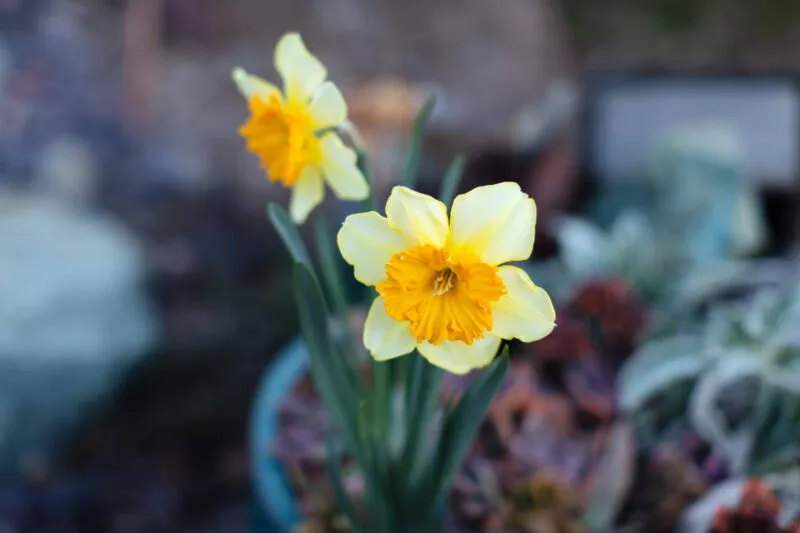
[0,192,157,474]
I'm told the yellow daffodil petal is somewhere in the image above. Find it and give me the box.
[364,298,417,360]
[418,334,502,375]
[385,187,449,248]
[232,67,280,101]
[319,134,368,200]
[448,182,537,265]
[289,166,324,224]
[491,266,555,342]
[274,33,326,103]
[338,212,407,285]
[309,82,347,129]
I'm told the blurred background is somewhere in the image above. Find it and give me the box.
[1,1,800,532]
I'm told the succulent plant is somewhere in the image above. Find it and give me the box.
[539,121,770,317]
[711,479,783,533]
[619,281,800,476]
[447,363,611,533]
[616,447,708,533]
[548,211,675,305]
[485,471,587,533]
[449,462,589,533]
[520,278,647,427]
[570,280,648,355]
[294,499,353,533]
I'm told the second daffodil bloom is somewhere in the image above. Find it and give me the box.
[338,182,556,375]
[233,33,368,224]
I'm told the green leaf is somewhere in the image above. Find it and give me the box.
[400,95,436,188]
[618,335,706,414]
[293,264,359,454]
[426,350,509,509]
[555,216,610,279]
[680,478,748,533]
[357,149,377,212]
[402,355,443,481]
[688,353,761,473]
[355,401,392,530]
[325,432,364,533]
[751,390,800,473]
[581,423,636,529]
[314,217,351,333]
[438,155,465,206]
[268,203,313,268]
[372,359,392,441]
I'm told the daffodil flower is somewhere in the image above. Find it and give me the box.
[338,183,556,374]
[233,33,368,224]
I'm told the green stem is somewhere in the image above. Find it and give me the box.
[401,95,436,189]
[401,355,443,492]
[438,155,466,207]
[314,216,356,361]
[357,149,377,212]
[372,359,392,439]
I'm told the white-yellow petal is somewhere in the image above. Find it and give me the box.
[491,266,556,342]
[318,134,368,200]
[385,186,449,248]
[364,297,417,360]
[448,182,536,265]
[289,166,324,224]
[309,82,347,128]
[274,33,326,102]
[337,212,407,285]
[231,67,280,101]
[418,335,502,375]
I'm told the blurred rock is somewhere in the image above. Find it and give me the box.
[33,136,98,207]
[0,191,157,477]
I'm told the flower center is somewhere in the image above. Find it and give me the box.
[239,93,319,187]
[377,245,506,346]
[433,268,456,296]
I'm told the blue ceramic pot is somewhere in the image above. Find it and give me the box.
[250,338,308,532]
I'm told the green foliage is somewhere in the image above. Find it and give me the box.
[618,282,800,475]
[400,95,436,189]
[553,211,674,304]
[326,432,363,533]
[438,155,466,208]
[268,203,314,270]
[293,264,360,456]
[261,99,509,533]
[428,352,509,510]
[547,123,768,311]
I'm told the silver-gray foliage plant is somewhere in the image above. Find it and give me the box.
[619,281,800,476]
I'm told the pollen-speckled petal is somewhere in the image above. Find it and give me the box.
[418,334,502,375]
[337,212,407,286]
[289,166,324,224]
[232,67,280,101]
[318,134,368,200]
[385,187,449,248]
[491,266,555,342]
[448,182,536,265]
[274,33,326,103]
[364,297,417,360]
[309,82,347,128]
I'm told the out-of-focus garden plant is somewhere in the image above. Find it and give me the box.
[238,33,557,533]
[540,123,769,312]
[680,472,800,533]
[619,281,800,476]
[234,26,800,533]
